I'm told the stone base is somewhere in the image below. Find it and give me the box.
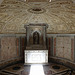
[26,45,47,50]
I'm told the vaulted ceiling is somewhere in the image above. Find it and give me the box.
[0,0,75,33]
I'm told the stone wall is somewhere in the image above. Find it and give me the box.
[0,33,75,69]
[47,34,75,69]
[54,37,74,61]
[0,34,26,68]
[47,34,75,63]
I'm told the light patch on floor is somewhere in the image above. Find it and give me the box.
[30,64,45,75]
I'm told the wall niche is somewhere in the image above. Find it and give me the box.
[25,23,48,50]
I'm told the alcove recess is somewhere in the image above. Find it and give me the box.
[24,23,48,64]
[24,23,48,50]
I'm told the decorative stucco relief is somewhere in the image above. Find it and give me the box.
[0,0,75,33]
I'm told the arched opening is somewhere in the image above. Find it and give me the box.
[33,31,39,44]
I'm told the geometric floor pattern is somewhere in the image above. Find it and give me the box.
[0,63,75,75]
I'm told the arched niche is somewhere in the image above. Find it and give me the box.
[25,23,48,50]
[24,24,48,64]
[33,31,39,44]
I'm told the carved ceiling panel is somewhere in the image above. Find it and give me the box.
[0,0,75,33]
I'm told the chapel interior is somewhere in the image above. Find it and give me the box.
[0,0,75,75]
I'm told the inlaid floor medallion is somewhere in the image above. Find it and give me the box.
[52,65,60,69]
[12,66,21,70]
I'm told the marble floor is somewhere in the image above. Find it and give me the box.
[0,63,75,75]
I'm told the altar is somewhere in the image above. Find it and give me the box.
[25,50,48,64]
[24,24,48,64]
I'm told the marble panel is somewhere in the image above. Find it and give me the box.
[54,38,56,56]
[71,39,74,61]
[48,38,50,58]
[56,37,74,61]
[0,38,1,60]
[20,37,26,57]
[56,48,64,58]
[16,38,20,57]
[1,37,17,61]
